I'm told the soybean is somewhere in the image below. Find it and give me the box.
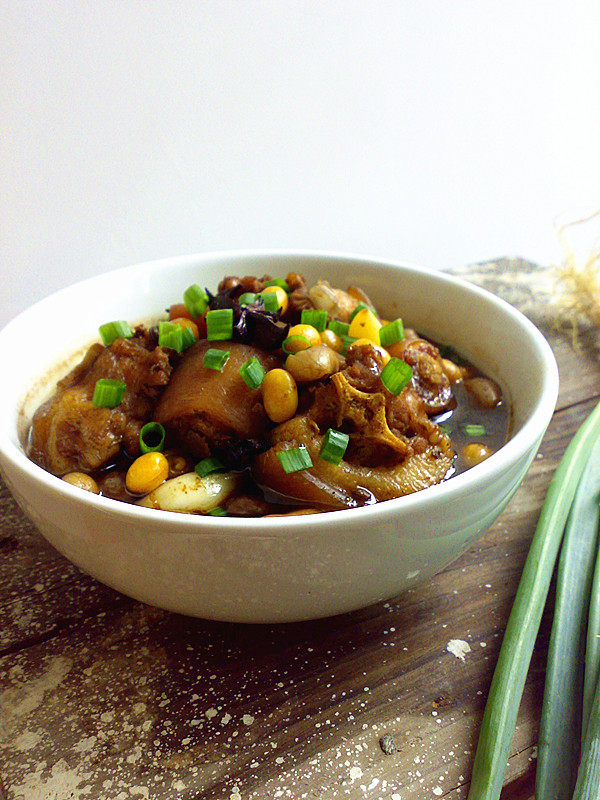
[126,452,169,495]
[262,369,299,423]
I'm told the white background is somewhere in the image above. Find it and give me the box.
[2,1,599,329]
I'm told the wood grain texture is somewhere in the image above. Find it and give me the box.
[1,259,598,800]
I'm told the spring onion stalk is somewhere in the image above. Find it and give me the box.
[264,278,290,293]
[379,319,405,347]
[536,436,600,798]
[99,320,134,346]
[139,422,166,454]
[277,446,313,474]
[183,284,209,318]
[380,358,413,395]
[319,429,350,465]
[301,308,328,332]
[203,348,230,371]
[239,357,265,389]
[158,321,184,352]
[259,291,279,313]
[349,301,376,322]
[206,309,234,341]
[463,424,487,437]
[328,320,350,338]
[92,378,127,408]
[341,335,358,355]
[238,292,258,307]
[467,399,600,800]
[195,457,225,478]
[584,530,600,743]
[573,674,600,800]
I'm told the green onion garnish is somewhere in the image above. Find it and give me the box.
[92,378,127,408]
[181,326,197,350]
[341,335,358,355]
[206,308,234,341]
[259,292,279,313]
[203,348,230,371]
[319,429,350,465]
[139,421,166,454]
[301,308,328,332]
[207,506,228,517]
[379,318,405,347]
[238,292,258,307]
[463,423,486,437]
[183,284,209,318]
[380,358,413,395]
[349,301,376,322]
[239,357,265,389]
[158,320,184,352]
[99,320,134,346]
[277,445,313,474]
[195,456,226,478]
[282,335,312,354]
[264,278,290,293]
[328,320,350,338]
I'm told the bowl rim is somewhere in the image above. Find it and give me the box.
[0,248,559,535]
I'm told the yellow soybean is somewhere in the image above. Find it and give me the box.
[126,452,169,495]
[348,308,382,345]
[262,369,298,422]
[262,285,289,314]
[287,324,321,349]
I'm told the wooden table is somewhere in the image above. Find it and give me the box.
[1,258,598,800]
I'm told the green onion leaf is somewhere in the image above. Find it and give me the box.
[536,437,600,797]
[341,335,358,355]
[183,284,209,317]
[379,318,405,347]
[466,399,600,800]
[158,320,184,352]
[574,674,600,798]
[319,429,350,465]
[206,308,234,341]
[139,422,166,454]
[463,423,487,437]
[207,506,228,517]
[277,445,313,474]
[259,292,279,313]
[264,278,290,294]
[238,292,258,307]
[380,358,413,395]
[239,357,265,389]
[282,335,312,354]
[301,309,328,332]
[181,326,197,350]
[203,348,230,371]
[99,320,134,346]
[349,301,376,322]
[92,378,127,408]
[195,456,226,478]
[328,320,350,338]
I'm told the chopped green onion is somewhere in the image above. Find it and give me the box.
[203,348,230,371]
[180,326,197,350]
[238,292,258,306]
[277,445,313,474]
[158,320,184,352]
[301,308,328,332]
[380,358,413,395]
[319,429,350,465]
[183,284,209,317]
[349,301,376,322]
[282,335,312,354]
[99,320,134,346]
[195,456,226,478]
[259,292,279,313]
[206,308,233,341]
[207,506,228,517]
[264,278,290,293]
[466,399,600,800]
[463,423,487,437]
[139,422,166,454]
[341,335,358,355]
[92,378,126,408]
[328,320,350,338]
[536,437,600,797]
[379,318,405,347]
[239,357,265,389]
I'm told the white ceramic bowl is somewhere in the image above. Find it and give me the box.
[0,251,558,623]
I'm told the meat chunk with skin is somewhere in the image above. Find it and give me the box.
[154,340,283,460]
[29,328,172,476]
